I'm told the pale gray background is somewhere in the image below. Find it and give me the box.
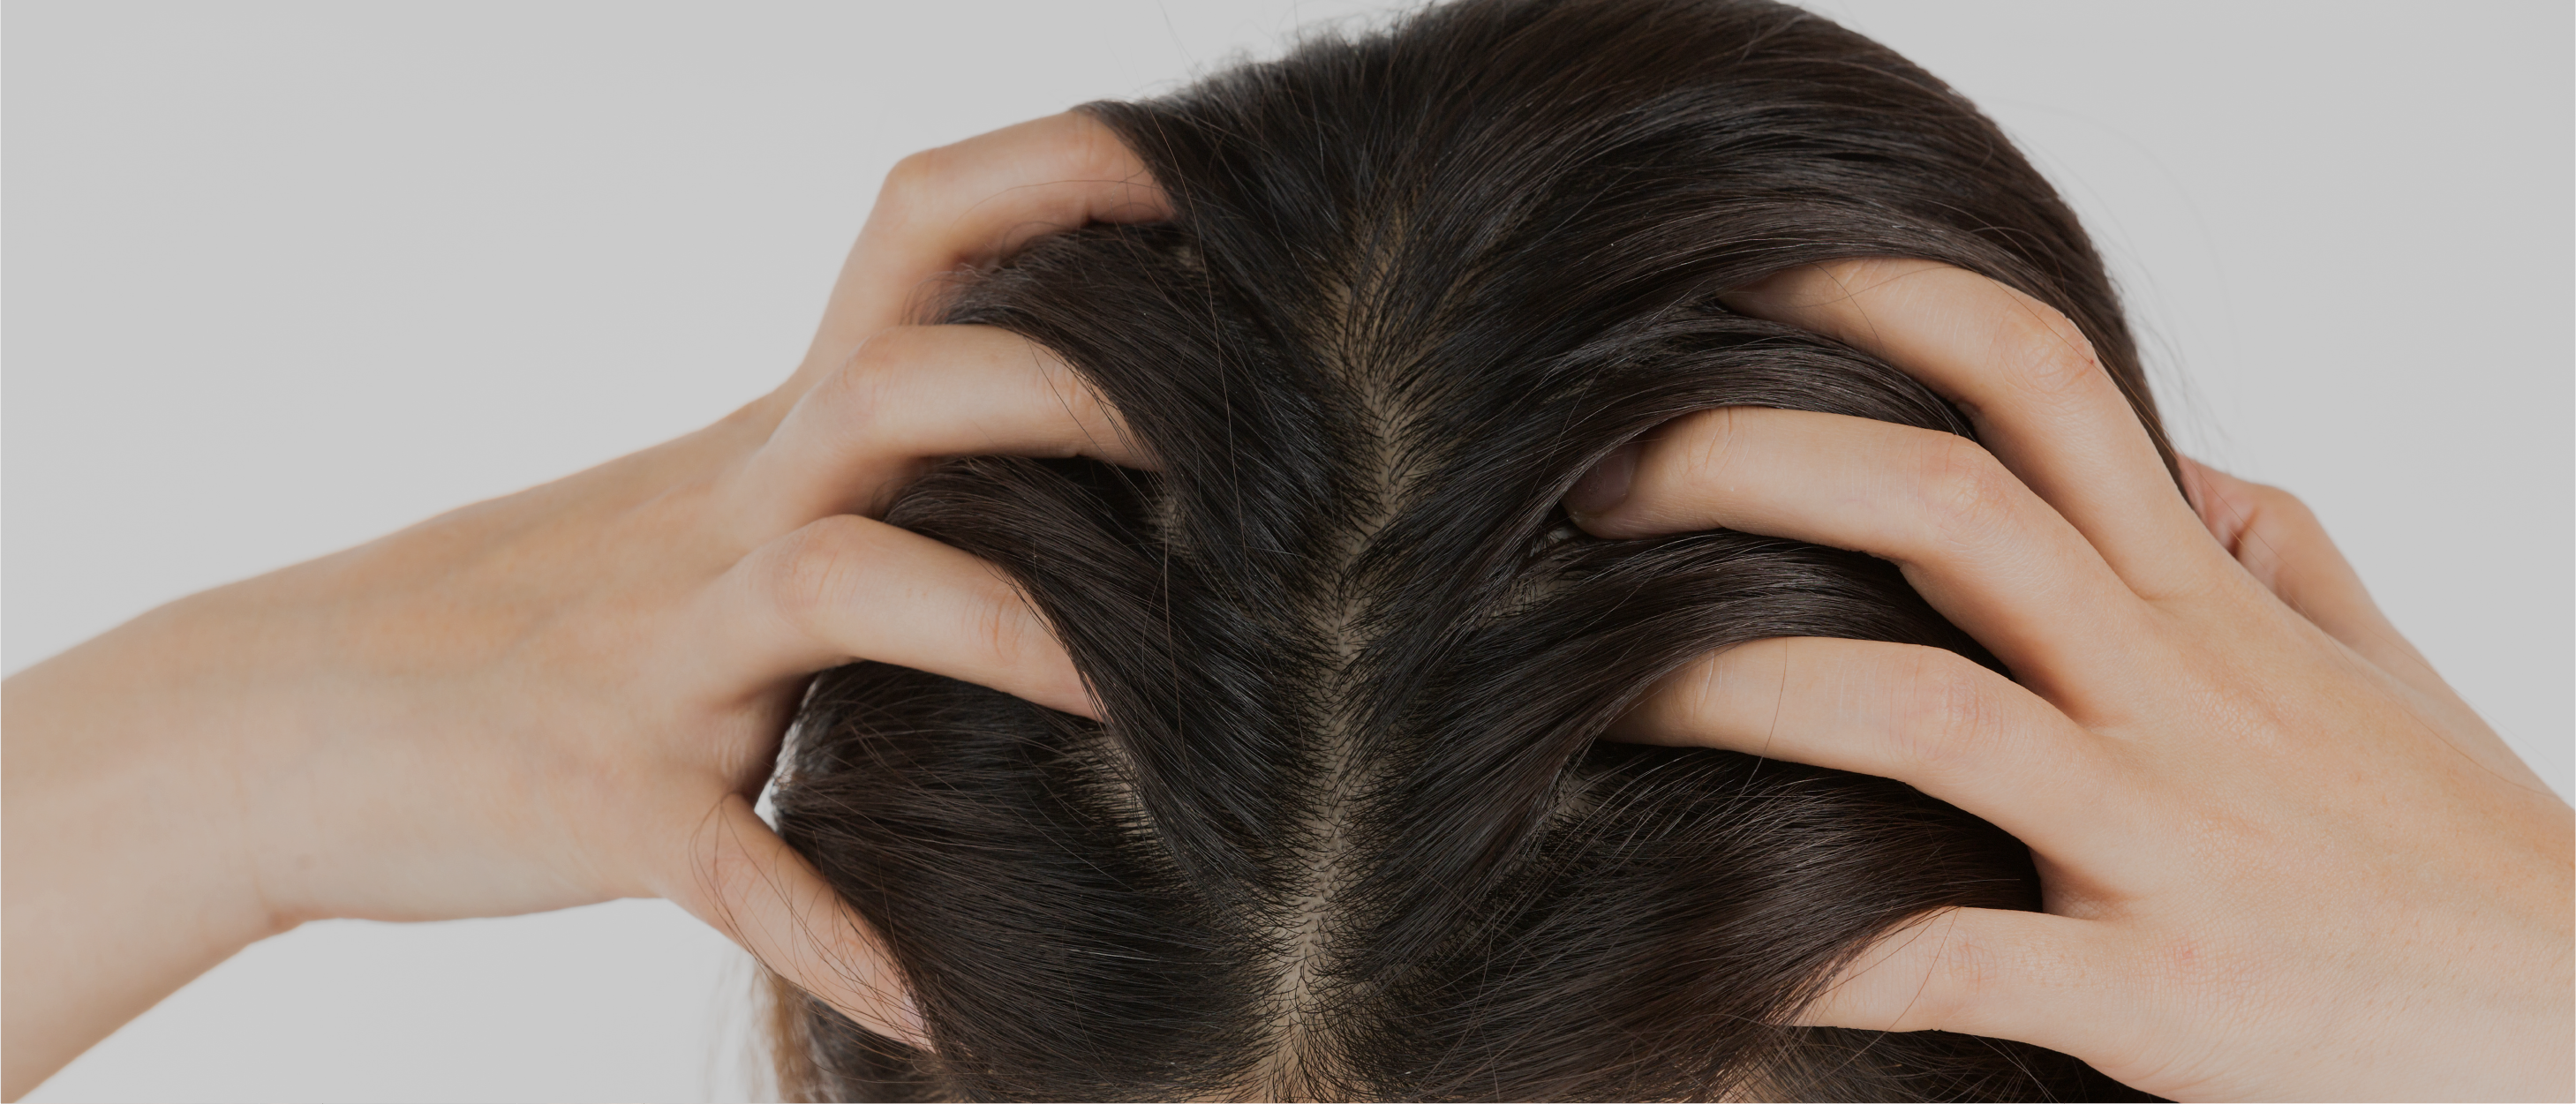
[8,2,2569,1100]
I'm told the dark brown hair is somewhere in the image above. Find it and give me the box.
[771,0,2168,1098]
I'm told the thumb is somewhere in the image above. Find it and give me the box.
[2178,456,2437,687]
[2180,456,2544,790]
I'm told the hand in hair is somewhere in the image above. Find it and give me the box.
[0,113,1164,1100]
[1571,257,2573,1102]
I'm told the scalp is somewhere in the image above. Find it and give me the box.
[772,1,2170,1100]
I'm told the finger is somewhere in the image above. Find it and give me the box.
[2177,457,2423,673]
[704,514,1090,717]
[1614,637,2131,864]
[2175,458,2542,789]
[1792,906,2118,1070]
[1721,259,2222,600]
[728,324,1154,544]
[662,792,928,1050]
[1569,407,2156,703]
[796,112,1171,392]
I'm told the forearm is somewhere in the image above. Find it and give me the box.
[3,596,292,1100]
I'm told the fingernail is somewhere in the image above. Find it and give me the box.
[1566,442,1638,518]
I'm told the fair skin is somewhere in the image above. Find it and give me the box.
[2,113,1162,1101]
[4,115,2566,1101]
[1572,260,2572,1100]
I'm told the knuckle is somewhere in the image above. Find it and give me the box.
[759,516,878,632]
[819,328,929,432]
[847,322,937,368]
[877,148,945,212]
[1052,113,1128,177]
[1849,910,2000,1034]
[1921,915,2006,1029]
[1891,651,2012,777]
[969,585,1041,668]
[1678,407,1746,481]
[2248,480,2314,523]
[1994,306,2106,406]
[1909,434,2022,551]
[1675,652,1735,723]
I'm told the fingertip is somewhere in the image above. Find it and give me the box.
[1713,267,1811,317]
[1564,440,1640,529]
[1030,658,1104,722]
[1053,109,1174,224]
[893,988,931,1051]
[669,795,932,1050]
[1788,906,2092,1046]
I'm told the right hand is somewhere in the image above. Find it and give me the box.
[3,112,1163,1095]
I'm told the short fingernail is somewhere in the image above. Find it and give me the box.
[1566,442,1639,518]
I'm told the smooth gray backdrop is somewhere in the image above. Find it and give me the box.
[9,3,2569,1100]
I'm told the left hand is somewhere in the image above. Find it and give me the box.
[1566,259,2572,1101]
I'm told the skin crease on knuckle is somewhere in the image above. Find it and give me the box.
[829,328,919,443]
[1826,909,2030,1041]
[964,582,1048,684]
[816,331,929,511]
[765,515,883,645]
[1985,300,2110,419]
[1894,431,2000,560]
[1676,407,1748,514]
[1892,648,2015,788]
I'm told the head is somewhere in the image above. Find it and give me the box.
[769,0,2171,1098]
